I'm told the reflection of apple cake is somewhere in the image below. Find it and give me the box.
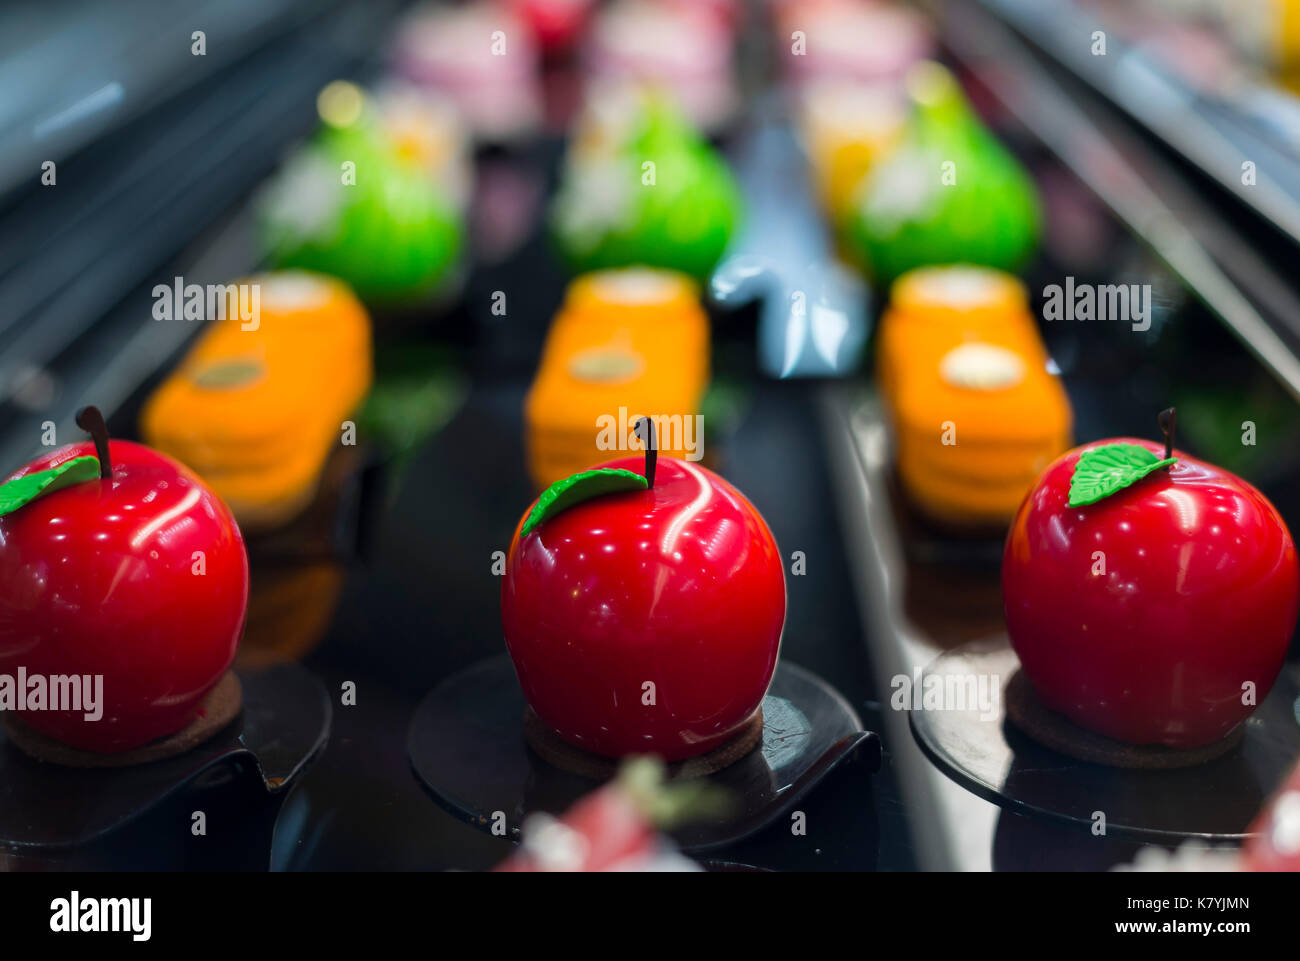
[877,265,1072,527]
[524,268,709,490]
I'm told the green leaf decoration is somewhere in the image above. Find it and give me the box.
[0,455,102,517]
[1068,444,1176,508]
[615,756,733,829]
[521,468,648,537]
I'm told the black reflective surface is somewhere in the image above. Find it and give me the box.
[408,653,878,853]
[0,663,330,849]
[912,640,1300,840]
[271,379,915,872]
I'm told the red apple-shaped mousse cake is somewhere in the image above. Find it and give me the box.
[0,407,249,754]
[501,424,785,762]
[1002,409,1299,750]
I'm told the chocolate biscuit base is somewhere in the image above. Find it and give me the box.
[3,671,242,768]
[1005,669,1243,769]
[524,707,764,780]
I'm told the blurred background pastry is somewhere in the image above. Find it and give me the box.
[140,271,373,533]
[550,88,742,280]
[525,267,709,489]
[391,0,544,143]
[257,81,466,308]
[878,265,1072,529]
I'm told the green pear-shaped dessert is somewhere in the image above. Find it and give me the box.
[550,92,741,281]
[843,63,1041,284]
[259,83,464,306]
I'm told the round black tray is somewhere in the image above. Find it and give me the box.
[910,638,1300,841]
[0,663,331,850]
[408,654,879,853]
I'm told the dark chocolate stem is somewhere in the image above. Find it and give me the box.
[1158,407,1176,461]
[635,416,657,488]
[75,405,112,479]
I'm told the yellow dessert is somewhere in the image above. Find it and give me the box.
[799,81,907,227]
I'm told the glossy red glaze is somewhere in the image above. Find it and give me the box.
[502,456,785,761]
[1003,438,1298,749]
[0,440,248,752]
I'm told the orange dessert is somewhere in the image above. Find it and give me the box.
[141,271,373,531]
[877,265,1072,528]
[525,268,709,490]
